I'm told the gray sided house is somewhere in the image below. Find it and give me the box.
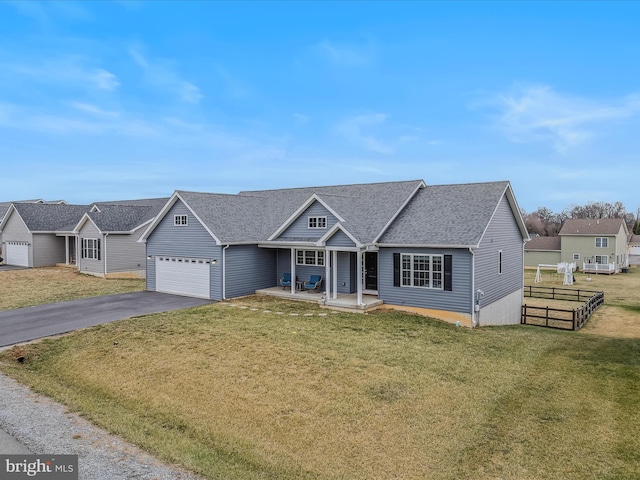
[73,198,168,278]
[0,203,88,267]
[140,180,529,326]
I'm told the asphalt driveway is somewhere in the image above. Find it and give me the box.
[0,291,212,347]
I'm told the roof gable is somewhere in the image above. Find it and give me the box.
[378,181,526,247]
[3,203,89,232]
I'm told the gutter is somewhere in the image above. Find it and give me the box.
[104,233,109,277]
[470,247,477,327]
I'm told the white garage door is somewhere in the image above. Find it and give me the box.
[5,242,29,267]
[155,256,211,298]
[631,245,640,255]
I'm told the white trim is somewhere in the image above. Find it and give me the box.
[307,216,327,229]
[138,192,222,245]
[267,194,346,241]
[174,214,188,226]
[316,223,362,248]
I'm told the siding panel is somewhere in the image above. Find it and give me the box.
[379,247,472,313]
[78,221,103,275]
[32,234,66,267]
[474,196,524,308]
[225,245,277,298]
[146,200,220,298]
[278,201,338,239]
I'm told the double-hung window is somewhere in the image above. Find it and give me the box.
[400,254,443,289]
[296,250,325,266]
[82,238,100,260]
[595,237,608,248]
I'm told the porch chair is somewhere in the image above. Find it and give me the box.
[280,273,293,289]
[304,275,322,292]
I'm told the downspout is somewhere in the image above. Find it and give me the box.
[470,248,477,327]
[222,244,230,300]
[104,233,109,277]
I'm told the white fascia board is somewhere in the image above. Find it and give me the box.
[504,183,530,241]
[72,213,98,234]
[137,192,222,245]
[373,180,426,243]
[267,194,346,241]
[0,204,17,231]
[316,223,362,248]
[90,205,101,213]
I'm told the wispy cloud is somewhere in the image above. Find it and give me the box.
[129,46,203,104]
[334,112,393,154]
[485,84,640,152]
[4,58,120,92]
[314,37,375,67]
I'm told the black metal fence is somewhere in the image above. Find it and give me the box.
[522,286,605,331]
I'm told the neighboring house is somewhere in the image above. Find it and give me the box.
[559,218,629,273]
[0,199,67,257]
[0,203,88,267]
[139,180,529,326]
[73,198,168,278]
[524,236,561,267]
[525,218,629,273]
[629,234,640,255]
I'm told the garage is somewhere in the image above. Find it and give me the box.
[631,245,640,255]
[155,256,211,298]
[4,242,29,267]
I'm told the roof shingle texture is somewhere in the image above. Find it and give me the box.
[12,203,89,231]
[378,181,510,246]
[525,236,561,251]
[88,198,168,232]
[180,180,425,244]
[559,218,625,235]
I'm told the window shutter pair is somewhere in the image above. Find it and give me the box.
[393,253,452,291]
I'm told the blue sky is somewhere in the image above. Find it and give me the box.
[1,1,639,214]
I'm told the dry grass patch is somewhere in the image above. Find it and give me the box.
[2,296,639,479]
[525,266,640,338]
[0,267,144,310]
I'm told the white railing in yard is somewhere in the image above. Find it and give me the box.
[582,262,615,273]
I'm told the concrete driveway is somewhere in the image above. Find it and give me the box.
[0,291,212,347]
[0,264,27,271]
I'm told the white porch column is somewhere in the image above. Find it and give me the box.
[325,251,331,298]
[65,236,70,265]
[290,248,296,294]
[332,250,338,300]
[356,250,363,306]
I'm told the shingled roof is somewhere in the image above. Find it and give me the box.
[83,198,169,232]
[174,180,426,244]
[8,203,90,232]
[378,181,516,246]
[559,218,626,236]
[525,236,561,251]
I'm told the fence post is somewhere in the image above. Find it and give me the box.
[546,306,549,327]
[572,309,576,331]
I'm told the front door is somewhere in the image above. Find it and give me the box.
[364,252,378,291]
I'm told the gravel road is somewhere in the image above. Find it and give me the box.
[0,372,204,480]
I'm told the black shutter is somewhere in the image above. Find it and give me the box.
[97,239,101,261]
[444,255,452,291]
[393,253,400,287]
[80,238,84,259]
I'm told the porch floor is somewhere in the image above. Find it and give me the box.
[255,286,383,313]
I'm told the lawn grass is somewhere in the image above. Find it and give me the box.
[0,267,145,310]
[2,294,639,479]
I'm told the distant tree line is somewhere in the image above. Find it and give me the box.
[522,202,640,236]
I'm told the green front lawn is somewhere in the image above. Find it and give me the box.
[2,295,638,479]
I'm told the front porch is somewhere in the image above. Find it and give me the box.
[255,286,383,313]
